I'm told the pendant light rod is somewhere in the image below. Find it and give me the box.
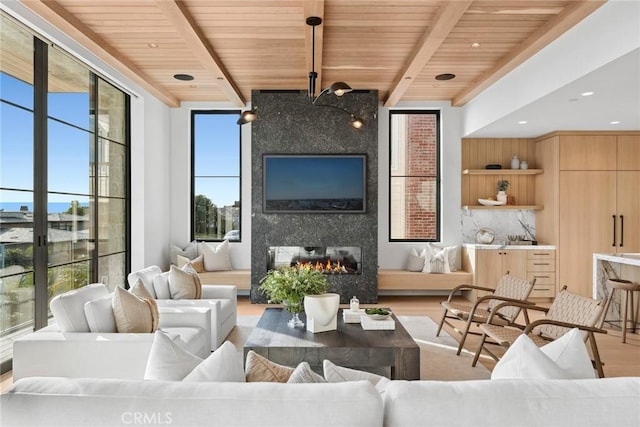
[307,16,322,100]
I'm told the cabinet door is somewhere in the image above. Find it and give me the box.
[475,250,504,288]
[559,171,616,297]
[559,136,616,171]
[617,171,640,252]
[617,136,640,171]
[502,250,528,280]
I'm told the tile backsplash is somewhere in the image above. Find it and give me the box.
[461,209,536,244]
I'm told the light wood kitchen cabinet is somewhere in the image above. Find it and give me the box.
[536,132,640,298]
[527,250,556,298]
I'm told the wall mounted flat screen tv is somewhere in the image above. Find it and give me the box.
[263,154,366,213]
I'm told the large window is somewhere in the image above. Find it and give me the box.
[191,111,241,241]
[389,110,441,241]
[0,13,130,372]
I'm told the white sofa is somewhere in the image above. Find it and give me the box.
[12,284,212,381]
[2,377,638,427]
[128,266,237,349]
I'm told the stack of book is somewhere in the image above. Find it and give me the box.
[343,309,365,324]
[360,315,395,330]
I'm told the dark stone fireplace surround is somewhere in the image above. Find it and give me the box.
[250,90,379,304]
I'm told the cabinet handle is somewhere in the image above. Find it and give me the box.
[533,262,549,266]
[612,215,616,247]
[620,215,624,247]
[533,275,550,279]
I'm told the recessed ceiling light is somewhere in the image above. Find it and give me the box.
[568,98,579,102]
[435,73,456,81]
[148,43,159,48]
[471,42,480,48]
[610,121,621,125]
[173,74,194,81]
[518,120,528,125]
[581,91,594,96]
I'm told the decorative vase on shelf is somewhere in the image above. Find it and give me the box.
[496,191,507,204]
[511,155,520,169]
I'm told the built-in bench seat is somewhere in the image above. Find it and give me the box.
[198,269,473,294]
[199,270,251,291]
[378,269,473,292]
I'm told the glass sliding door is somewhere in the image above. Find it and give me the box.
[0,14,36,371]
[0,12,130,372]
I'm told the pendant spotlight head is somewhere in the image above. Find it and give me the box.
[328,82,353,97]
[237,108,257,125]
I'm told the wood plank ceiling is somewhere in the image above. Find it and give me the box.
[19,0,605,108]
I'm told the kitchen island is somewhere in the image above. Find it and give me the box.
[593,253,640,329]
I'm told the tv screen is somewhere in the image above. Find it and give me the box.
[263,154,366,213]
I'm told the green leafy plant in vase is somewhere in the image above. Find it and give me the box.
[496,180,509,204]
[259,263,329,328]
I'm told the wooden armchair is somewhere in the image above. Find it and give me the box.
[435,273,535,355]
[472,286,608,377]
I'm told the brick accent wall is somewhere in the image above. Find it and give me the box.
[405,114,437,239]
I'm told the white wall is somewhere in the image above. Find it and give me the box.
[377,102,464,269]
[169,103,252,269]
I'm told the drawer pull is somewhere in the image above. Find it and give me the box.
[533,275,550,279]
[533,253,550,256]
[533,262,550,266]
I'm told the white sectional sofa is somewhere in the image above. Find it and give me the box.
[128,266,237,349]
[12,304,212,381]
[2,377,639,427]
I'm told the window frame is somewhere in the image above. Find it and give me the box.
[190,110,242,242]
[388,109,442,242]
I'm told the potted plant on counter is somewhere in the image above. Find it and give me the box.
[259,263,329,328]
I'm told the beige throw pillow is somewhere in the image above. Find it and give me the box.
[200,240,232,271]
[168,265,201,300]
[177,254,205,272]
[112,287,159,333]
[245,350,295,382]
[182,263,202,299]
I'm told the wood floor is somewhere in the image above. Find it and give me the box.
[2,295,638,392]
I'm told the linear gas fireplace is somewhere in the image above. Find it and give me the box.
[267,246,362,275]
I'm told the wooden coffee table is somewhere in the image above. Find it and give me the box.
[243,307,420,380]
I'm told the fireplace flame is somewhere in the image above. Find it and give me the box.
[299,259,348,274]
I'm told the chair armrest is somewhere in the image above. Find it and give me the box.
[523,319,608,335]
[484,301,547,324]
[444,284,495,302]
[201,285,237,300]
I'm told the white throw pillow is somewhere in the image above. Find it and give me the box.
[50,283,110,332]
[112,287,159,333]
[152,272,172,299]
[287,362,326,383]
[183,341,245,382]
[144,330,203,381]
[84,293,117,333]
[170,240,199,266]
[540,328,596,379]
[406,248,427,272]
[200,240,232,271]
[423,247,448,273]
[427,243,461,272]
[323,359,390,393]
[491,333,571,380]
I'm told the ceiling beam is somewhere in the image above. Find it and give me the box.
[384,1,472,107]
[452,0,607,107]
[304,0,325,97]
[21,0,180,107]
[154,0,244,107]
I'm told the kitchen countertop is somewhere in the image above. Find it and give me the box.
[593,253,640,267]
[463,243,556,250]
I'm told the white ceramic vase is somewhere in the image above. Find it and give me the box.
[304,293,340,333]
[496,190,507,204]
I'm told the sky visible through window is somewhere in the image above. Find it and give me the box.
[1,72,91,211]
[193,113,240,208]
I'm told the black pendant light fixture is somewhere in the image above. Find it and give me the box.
[238,16,364,129]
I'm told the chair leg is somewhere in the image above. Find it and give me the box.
[621,290,629,344]
[588,332,605,378]
[457,318,474,355]
[630,291,637,334]
[472,333,487,367]
[435,306,448,337]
